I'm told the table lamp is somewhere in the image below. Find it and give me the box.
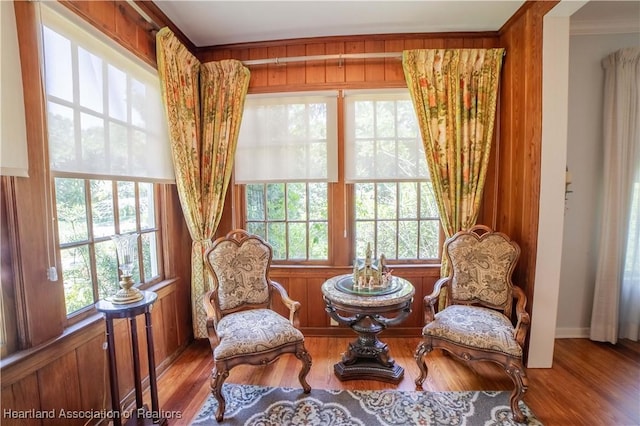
[110,233,144,304]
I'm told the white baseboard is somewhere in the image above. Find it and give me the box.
[554,327,590,338]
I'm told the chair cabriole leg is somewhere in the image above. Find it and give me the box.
[210,363,229,422]
[414,341,431,387]
[506,362,528,423]
[296,343,312,393]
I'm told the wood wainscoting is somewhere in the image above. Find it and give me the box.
[268,266,441,336]
[0,280,190,426]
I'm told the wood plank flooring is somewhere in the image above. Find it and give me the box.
[155,337,640,426]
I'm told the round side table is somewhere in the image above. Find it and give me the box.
[321,274,415,383]
[96,290,166,425]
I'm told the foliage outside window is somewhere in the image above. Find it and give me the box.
[42,5,171,317]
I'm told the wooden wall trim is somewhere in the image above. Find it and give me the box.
[13,0,66,347]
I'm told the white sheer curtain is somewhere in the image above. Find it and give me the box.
[590,47,640,344]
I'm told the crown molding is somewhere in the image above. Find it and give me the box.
[571,18,640,35]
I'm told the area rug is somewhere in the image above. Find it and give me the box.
[191,383,543,425]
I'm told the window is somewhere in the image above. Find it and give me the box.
[236,93,338,261]
[236,90,441,264]
[345,91,440,261]
[41,5,172,317]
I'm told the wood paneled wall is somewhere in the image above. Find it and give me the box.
[496,1,558,330]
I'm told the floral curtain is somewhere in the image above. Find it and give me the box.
[402,48,504,278]
[156,28,250,338]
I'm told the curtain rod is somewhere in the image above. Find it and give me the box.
[242,50,506,66]
[242,52,403,66]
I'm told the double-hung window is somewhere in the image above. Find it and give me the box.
[41,5,173,317]
[235,93,338,262]
[345,90,440,261]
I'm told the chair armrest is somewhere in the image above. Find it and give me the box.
[423,277,450,323]
[203,290,220,350]
[269,280,302,328]
[512,286,530,347]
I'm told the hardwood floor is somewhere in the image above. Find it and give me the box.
[156,337,640,425]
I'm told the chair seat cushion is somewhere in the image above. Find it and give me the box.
[423,305,522,357]
[214,309,304,360]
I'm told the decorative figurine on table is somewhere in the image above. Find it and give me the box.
[352,242,393,291]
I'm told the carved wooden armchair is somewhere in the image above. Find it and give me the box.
[415,225,530,423]
[204,229,312,422]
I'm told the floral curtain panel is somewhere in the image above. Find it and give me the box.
[156,28,250,338]
[402,48,505,278]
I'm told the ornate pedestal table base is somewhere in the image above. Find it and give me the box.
[321,274,415,384]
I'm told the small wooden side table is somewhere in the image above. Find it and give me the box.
[96,290,167,425]
[321,274,415,384]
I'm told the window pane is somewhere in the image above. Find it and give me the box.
[355,220,375,258]
[376,101,395,138]
[78,47,103,113]
[142,232,160,280]
[109,121,128,175]
[420,221,440,259]
[95,240,118,301]
[247,222,266,239]
[61,245,93,314]
[108,65,127,121]
[355,183,375,220]
[308,183,327,220]
[43,26,73,102]
[287,183,306,221]
[55,178,88,244]
[246,184,265,221]
[90,180,115,238]
[288,222,307,259]
[267,222,286,259]
[139,182,155,230]
[309,222,328,260]
[377,221,397,258]
[376,182,397,220]
[117,181,136,233]
[131,79,146,128]
[81,113,106,172]
[266,183,285,220]
[399,182,418,219]
[48,102,75,170]
[398,221,418,259]
[354,101,374,139]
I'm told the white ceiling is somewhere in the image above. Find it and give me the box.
[151,0,640,47]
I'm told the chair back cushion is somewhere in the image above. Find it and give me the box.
[447,229,519,308]
[207,236,271,311]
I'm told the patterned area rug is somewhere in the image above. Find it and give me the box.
[191,383,543,425]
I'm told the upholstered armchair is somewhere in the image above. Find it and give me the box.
[204,229,312,422]
[415,225,530,423]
